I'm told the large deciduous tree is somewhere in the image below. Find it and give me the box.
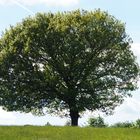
[0,10,139,126]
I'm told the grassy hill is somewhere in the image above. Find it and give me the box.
[0,126,140,140]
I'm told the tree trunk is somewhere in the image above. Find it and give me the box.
[70,109,79,126]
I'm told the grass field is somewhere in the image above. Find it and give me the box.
[0,126,140,140]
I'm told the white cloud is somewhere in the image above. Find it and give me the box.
[0,107,16,125]
[0,108,66,126]
[131,43,140,63]
[131,43,140,64]
[105,96,140,124]
[0,0,79,7]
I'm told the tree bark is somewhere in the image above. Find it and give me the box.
[70,109,79,126]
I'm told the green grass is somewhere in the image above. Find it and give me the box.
[0,126,140,140]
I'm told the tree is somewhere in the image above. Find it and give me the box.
[88,116,107,127]
[135,119,140,128]
[0,10,139,126]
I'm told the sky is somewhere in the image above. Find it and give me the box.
[0,0,140,126]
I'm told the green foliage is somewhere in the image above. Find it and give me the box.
[110,119,140,128]
[0,9,139,126]
[135,119,140,128]
[111,121,134,128]
[45,122,52,126]
[88,116,107,127]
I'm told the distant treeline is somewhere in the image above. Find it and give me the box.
[45,116,140,128]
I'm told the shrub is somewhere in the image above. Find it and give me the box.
[65,120,71,126]
[45,122,52,126]
[88,116,107,127]
[111,121,134,128]
[135,119,140,128]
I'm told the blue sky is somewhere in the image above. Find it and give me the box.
[0,0,140,126]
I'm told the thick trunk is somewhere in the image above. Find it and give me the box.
[70,109,79,126]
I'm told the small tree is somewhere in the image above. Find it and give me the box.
[88,116,107,127]
[45,122,52,126]
[135,119,140,128]
[0,10,139,126]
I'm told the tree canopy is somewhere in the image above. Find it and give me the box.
[0,10,139,126]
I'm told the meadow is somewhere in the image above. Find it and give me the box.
[0,126,140,140]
